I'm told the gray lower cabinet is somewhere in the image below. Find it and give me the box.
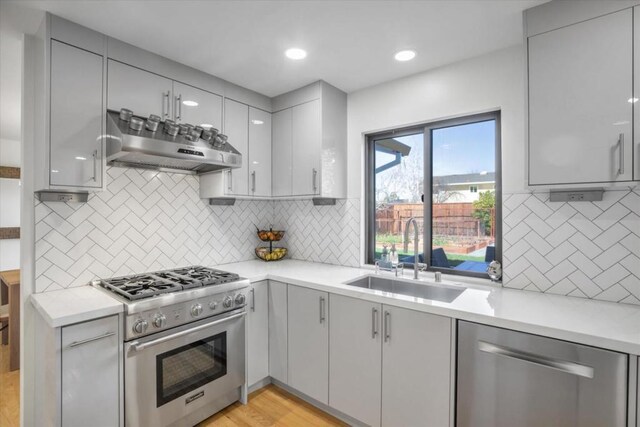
[381,306,452,427]
[329,297,452,427]
[248,280,269,387]
[61,315,120,427]
[287,285,329,404]
[268,280,288,384]
[329,295,382,427]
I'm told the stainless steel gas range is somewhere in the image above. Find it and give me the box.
[95,266,250,427]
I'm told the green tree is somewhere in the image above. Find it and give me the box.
[472,191,495,236]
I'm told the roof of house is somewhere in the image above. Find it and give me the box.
[433,172,496,186]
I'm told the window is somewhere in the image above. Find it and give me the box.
[365,111,501,279]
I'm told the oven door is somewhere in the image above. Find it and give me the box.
[124,309,246,427]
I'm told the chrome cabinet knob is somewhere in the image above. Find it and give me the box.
[223,296,233,308]
[133,319,148,334]
[191,303,203,317]
[152,314,166,328]
[235,293,246,305]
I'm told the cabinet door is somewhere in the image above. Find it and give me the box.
[224,99,249,195]
[329,295,382,427]
[248,281,269,387]
[62,315,120,427]
[268,280,288,384]
[249,107,272,197]
[381,306,451,427]
[272,108,293,196]
[292,99,322,195]
[173,81,222,130]
[288,285,329,404]
[107,59,172,120]
[528,9,633,185]
[50,40,103,188]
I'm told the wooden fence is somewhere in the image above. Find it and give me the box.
[376,203,495,238]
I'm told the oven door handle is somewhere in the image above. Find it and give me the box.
[128,311,246,353]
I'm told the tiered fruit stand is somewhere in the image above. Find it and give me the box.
[255,228,287,261]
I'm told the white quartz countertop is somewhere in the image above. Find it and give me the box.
[218,260,640,355]
[30,259,640,355]
[31,285,125,328]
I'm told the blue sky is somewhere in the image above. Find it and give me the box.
[432,120,495,176]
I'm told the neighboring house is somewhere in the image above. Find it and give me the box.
[433,172,495,203]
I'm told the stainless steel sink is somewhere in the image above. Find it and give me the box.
[344,275,465,303]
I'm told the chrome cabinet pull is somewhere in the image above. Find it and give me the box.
[384,311,390,342]
[478,341,594,379]
[91,149,98,182]
[227,170,233,192]
[130,311,246,353]
[68,331,115,348]
[175,94,182,121]
[319,296,326,324]
[251,171,256,193]
[162,91,170,119]
[312,168,318,193]
[250,288,255,312]
[372,308,378,338]
[617,133,625,176]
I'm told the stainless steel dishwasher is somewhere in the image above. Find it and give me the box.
[457,321,628,427]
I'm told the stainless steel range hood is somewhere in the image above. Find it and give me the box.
[105,111,241,174]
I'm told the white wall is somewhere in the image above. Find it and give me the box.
[0,138,21,270]
[347,45,526,198]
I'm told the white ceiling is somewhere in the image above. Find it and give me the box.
[9,0,545,97]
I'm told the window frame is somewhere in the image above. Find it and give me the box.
[365,111,502,280]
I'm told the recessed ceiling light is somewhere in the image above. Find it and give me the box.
[183,100,198,107]
[75,156,87,160]
[285,48,307,60]
[394,50,416,62]
[51,169,59,173]
[251,119,264,125]
[628,98,639,103]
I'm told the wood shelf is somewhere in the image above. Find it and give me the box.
[0,228,19,240]
[0,167,20,179]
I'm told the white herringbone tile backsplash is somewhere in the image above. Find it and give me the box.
[34,167,361,292]
[274,199,361,268]
[503,189,640,305]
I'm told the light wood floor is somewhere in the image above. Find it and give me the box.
[199,385,347,427]
[0,344,20,427]
[0,346,343,427]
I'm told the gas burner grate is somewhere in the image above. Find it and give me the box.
[100,274,183,301]
[170,266,240,286]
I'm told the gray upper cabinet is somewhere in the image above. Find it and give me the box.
[271,108,293,197]
[526,5,634,186]
[292,99,322,196]
[50,40,104,189]
[272,81,347,198]
[107,60,173,120]
[224,99,250,196]
[249,107,272,197]
[173,81,223,130]
[34,14,107,194]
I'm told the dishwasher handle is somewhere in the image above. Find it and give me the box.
[478,341,594,379]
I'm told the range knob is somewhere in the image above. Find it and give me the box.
[223,296,233,308]
[235,293,246,305]
[152,314,166,328]
[133,319,148,334]
[191,303,203,317]
[209,301,218,310]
